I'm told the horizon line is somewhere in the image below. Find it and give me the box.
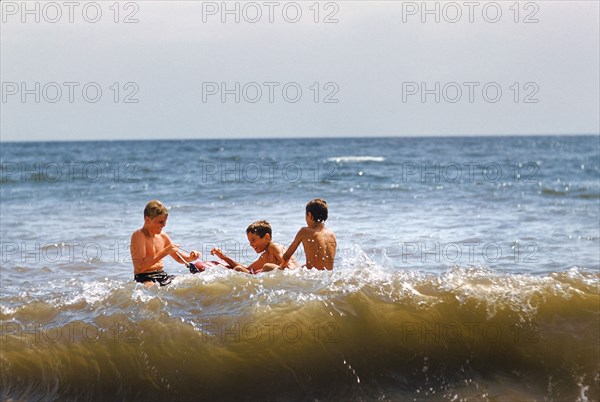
[1,132,598,144]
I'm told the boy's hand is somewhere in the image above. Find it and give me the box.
[211,247,225,259]
[278,258,289,270]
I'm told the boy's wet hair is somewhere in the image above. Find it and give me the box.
[144,200,168,219]
[306,198,328,222]
[246,220,272,238]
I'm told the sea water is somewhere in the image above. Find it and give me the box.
[1,136,599,400]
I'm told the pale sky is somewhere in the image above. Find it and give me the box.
[1,1,599,141]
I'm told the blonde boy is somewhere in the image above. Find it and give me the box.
[130,200,199,286]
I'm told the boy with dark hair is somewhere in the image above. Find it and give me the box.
[276,198,337,271]
[211,220,298,274]
[306,198,329,222]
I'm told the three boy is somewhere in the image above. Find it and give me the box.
[130,198,337,285]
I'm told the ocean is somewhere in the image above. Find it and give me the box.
[1,135,599,401]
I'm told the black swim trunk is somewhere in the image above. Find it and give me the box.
[134,270,174,286]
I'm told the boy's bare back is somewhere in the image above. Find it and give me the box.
[296,226,337,270]
[281,198,337,271]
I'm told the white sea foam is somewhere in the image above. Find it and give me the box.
[327,156,385,163]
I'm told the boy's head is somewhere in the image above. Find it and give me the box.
[246,220,272,238]
[143,200,168,234]
[144,200,168,219]
[306,198,328,223]
[246,220,272,253]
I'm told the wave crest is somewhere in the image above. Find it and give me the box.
[2,251,598,401]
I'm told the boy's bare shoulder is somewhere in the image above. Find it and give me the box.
[306,225,336,238]
[261,242,285,264]
[131,229,147,243]
[271,242,286,252]
[263,242,283,258]
[324,227,337,238]
[296,226,312,237]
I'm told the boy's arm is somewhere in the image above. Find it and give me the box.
[162,234,189,265]
[280,229,304,268]
[171,250,200,264]
[246,252,269,272]
[286,254,300,268]
[211,247,241,269]
[166,235,200,264]
[130,231,178,272]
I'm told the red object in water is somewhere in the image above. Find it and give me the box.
[193,261,208,272]
[193,261,223,272]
